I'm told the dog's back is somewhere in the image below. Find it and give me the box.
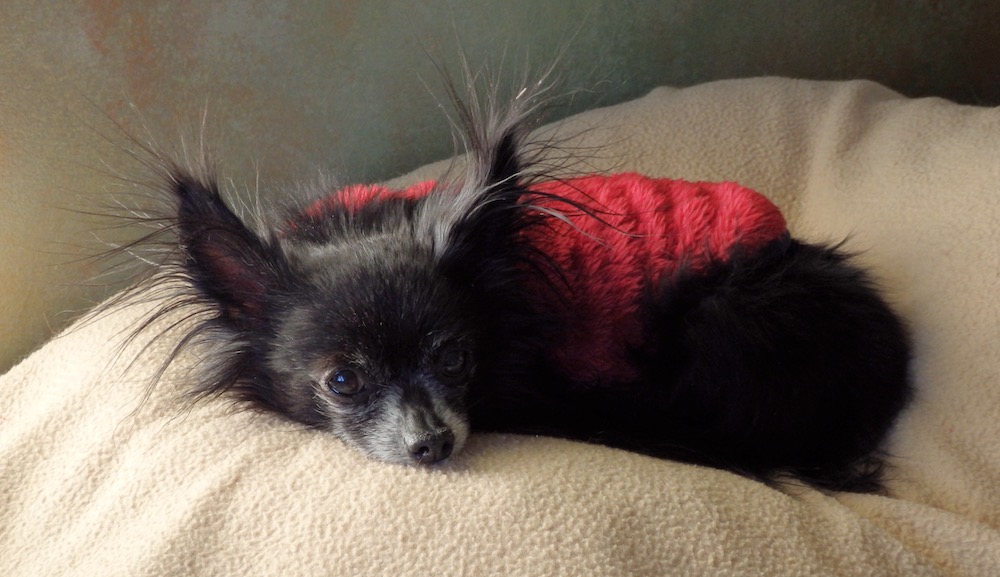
[521,174,788,385]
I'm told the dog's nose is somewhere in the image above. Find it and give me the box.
[408,429,455,464]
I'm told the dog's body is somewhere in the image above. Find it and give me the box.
[118,84,911,492]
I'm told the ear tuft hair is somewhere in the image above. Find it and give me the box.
[413,61,566,269]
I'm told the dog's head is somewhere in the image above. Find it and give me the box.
[161,88,549,465]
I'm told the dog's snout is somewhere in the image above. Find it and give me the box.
[408,429,455,464]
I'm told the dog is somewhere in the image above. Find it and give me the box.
[108,77,911,492]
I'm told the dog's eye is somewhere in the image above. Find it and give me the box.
[326,369,366,396]
[436,348,472,380]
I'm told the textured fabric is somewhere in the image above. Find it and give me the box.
[526,174,787,383]
[3,77,1000,576]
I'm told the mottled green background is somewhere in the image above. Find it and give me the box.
[2,1,998,371]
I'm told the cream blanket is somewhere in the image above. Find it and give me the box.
[3,78,1000,576]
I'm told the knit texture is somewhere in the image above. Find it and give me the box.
[527,174,787,383]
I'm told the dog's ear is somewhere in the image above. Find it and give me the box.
[419,93,539,287]
[171,171,288,330]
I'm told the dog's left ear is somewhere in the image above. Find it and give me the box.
[420,98,535,286]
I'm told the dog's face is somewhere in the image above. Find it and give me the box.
[170,174,498,464]
[264,236,478,464]
[166,167,528,466]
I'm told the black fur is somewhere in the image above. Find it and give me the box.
[104,80,911,492]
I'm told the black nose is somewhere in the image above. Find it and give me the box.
[409,430,455,464]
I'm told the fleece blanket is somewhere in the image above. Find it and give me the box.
[3,77,1000,576]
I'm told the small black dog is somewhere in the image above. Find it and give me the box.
[111,79,910,492]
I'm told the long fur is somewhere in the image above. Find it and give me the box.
[95,73,912,492]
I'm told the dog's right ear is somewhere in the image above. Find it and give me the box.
[170,171,288,331]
